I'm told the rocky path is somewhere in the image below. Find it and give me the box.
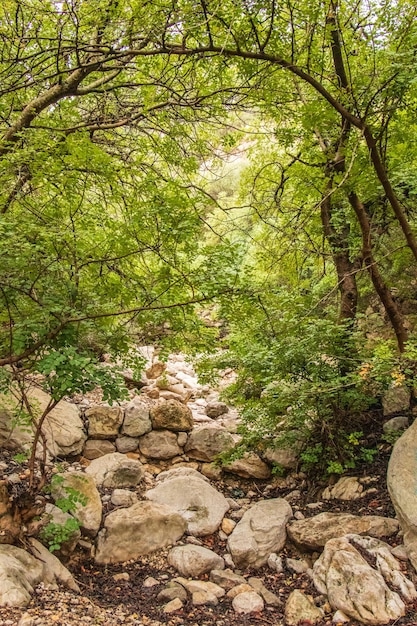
[1,351,417,626]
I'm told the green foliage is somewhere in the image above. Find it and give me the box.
[381,430,404,445]
[197,293,388,476]
[40,475,88,553]
[36,347,129,404]
[50,476,88,514]
[39,518,81,554]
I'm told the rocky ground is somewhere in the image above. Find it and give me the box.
[1,351,417,626]
[1,446,417,626]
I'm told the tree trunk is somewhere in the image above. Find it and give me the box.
[320,188,361,322]
[348,192,408,352]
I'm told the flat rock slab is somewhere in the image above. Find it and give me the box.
[95,501,186,564]
[227,498,292,569]
[287,512,399,551]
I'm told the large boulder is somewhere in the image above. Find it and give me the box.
[85,452,144,488]
[138,430,183,459]
[168,545,224,577]
[50,471,102,537]
[313,535,416,624]
[146,471,229,536]
[184,425,235,462]
[0,388,86,457]
[95,501,186,563]
[0,544,47,607]
[388,418,417,570]
[150,399,193,432]
[0,543,79,607]
[227,499,292,569]
[287,512,399,551]
[121,398,152,437]
[85,405,123,439]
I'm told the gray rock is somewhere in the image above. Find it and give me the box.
[205,402,229,418]
[185,425,235,462]
[121,398,152,437]
[382,386,410,417]
[150,399,193,432]
[174,577,225,599]
[83,439,116,459]
[287,512,399,551]
[0,388,86,457]
[146,474,229,536]
[168,545,224,577]
[85,405,123,439]
[248,577,281,606]
[138,430,183,459]
[163,597,183,613]
[332,610,350,623]
[383,415,409,434]
[227,499,292,569]
[223,452,271,479]
[0,545,47,607]
[28,539,80,593]
[267,553,284,573]
[263,448,298,469]
[115,435,139,453]
[387,418,417,570]
[157,583,188,604]
[95,501,186,564]
[110,488,138,507]
[85,452,144,488]
[350,535,416,601]
[322,476,365,501]
[51,471,102,537]
[232,591,264,614]
[209,569,246,590]
[285,590,324,626]
[155,467,209,483]
[313,535,413,624]
[286,557,310,574]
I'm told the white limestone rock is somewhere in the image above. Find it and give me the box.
[387,418,417,571]
[85,452,144,488]
[50,471,102,537]
[313,535,411,624]
[227,498,292,569]
[168,545,224,577]
[95,501,186,564]
[146,473,229,536]
[232,591,264,614]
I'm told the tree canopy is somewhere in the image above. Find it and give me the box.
[1,0,417,477]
